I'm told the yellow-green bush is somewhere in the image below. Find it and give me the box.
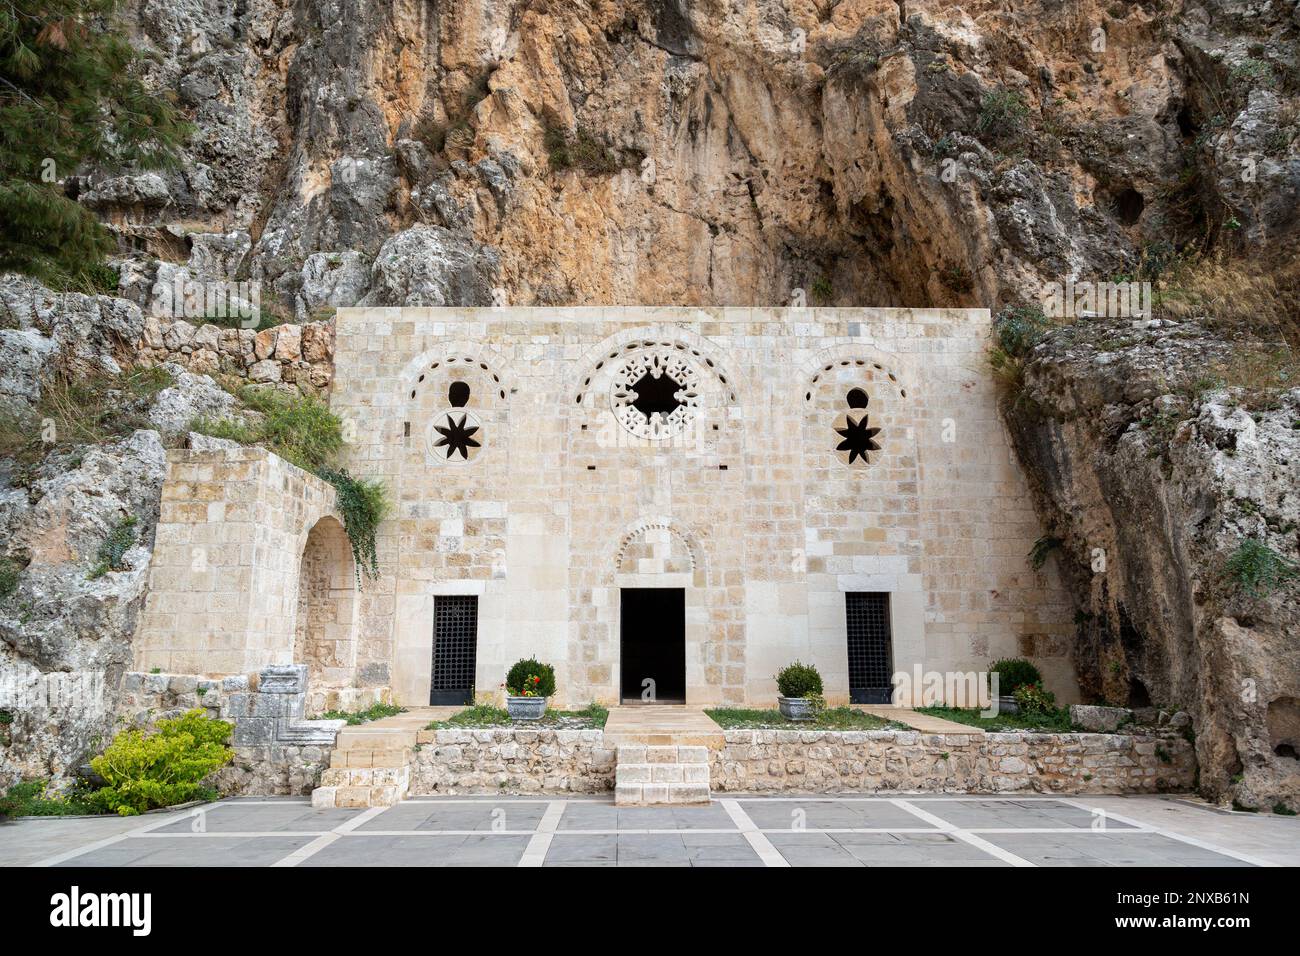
[85,709,233,816]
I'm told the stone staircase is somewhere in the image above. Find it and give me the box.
[614,744,711,805]
[310,713,428,809]
[605,707,724,806]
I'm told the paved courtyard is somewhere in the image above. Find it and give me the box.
[4,794,1296,867]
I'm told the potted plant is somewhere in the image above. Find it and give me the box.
[775,661,823,721]
[989,658,1042,715]
[504,658,556,721]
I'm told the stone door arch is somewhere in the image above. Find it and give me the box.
[294,516,359,688]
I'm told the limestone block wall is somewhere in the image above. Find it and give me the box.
[137,316,334,393]
[711,730,1197,794]
[133,447,346,675]
[412,728,617,794]
[404,727,1194,795]
[329,307,1074,709]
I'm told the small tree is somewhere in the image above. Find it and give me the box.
[0,1,189,287]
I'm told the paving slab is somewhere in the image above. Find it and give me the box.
[2,793,1293,868]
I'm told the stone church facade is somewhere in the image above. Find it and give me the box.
[135,307,1075,710]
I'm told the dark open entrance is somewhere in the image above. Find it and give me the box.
[620,588,685,703]
[430,595,477,705]
[847,592,893,704]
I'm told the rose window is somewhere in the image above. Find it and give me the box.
[610,351,702,440]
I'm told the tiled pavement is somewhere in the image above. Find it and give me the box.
[5,795,1293,868]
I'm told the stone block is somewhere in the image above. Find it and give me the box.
[311,786,337,809]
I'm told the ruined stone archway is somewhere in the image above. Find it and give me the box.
[294,516,359,689]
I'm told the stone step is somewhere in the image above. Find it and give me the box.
[329,747,413,769]
[614,782,711,806]
[334,726,416,750]
[614,743,712,805]
[616,744,709,765]
[615,762,711,784]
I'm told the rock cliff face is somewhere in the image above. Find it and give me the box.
[103,0,1297,312]
[2,0,1298,802]
[1006,317,1298,805]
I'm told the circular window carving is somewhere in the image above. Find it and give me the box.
[427,408,483,463]
[610,350,702,440]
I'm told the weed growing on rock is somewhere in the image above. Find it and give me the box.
[1223,538,1298,597]
[88,514,138,579]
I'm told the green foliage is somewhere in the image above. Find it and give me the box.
[1274,802,1297,816]
[989,657,1042,695]
[426,702,608,729]
[0,364,175,475]
[0,1,190,287]
[810,275,834,304]
[317,468,391,584]
[988,306,1052,404]
[88,514,136,578]
[1228,58,1274,92]
[194,385,342,472]
[0,557,20,600]
[0,778,95,818]
[319,702,405,725]
[1223,538,1298,597]
[505,657,556,697]
[1012,681,1057,717]
[1027,535,1062,571]
[546,125,631,174]
[994,305,1050,357]
[85,709,232,816]
[774,660,823,699]
[977,89,1029,143]
[705,707,904,731]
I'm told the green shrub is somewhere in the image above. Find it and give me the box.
[505,658,556,697]
[317,468,391,584]
[193,385,342,472]
[775,661,824,699]
[1012,682,1057,717]
[85,709,233,816]
[990,657,1042,695]
[546,125,627,174]
[88,514,137,579]
[0,557,20,600]
[0,778,95,818]
[1223,538,1298,597]
[994,306,1050,357]
[977,89,1029,142]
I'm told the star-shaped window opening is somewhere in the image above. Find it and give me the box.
[434,413,481,460]
[836,410,882,465]
[628,370,683,420]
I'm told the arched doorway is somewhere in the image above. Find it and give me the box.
[294,516,358,688]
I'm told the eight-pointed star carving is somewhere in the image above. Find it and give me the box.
[434,413,481,460]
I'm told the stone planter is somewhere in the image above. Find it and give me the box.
[996,695,1020,715]
[506,696,547,721]
[778,696,816,721]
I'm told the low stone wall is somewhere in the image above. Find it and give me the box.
[117,671,240,723]
[115,666,362,796]
[712,730,1196,794]
[407,727,1194,796]
[412,729,616,794]
[217,744,331,796]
